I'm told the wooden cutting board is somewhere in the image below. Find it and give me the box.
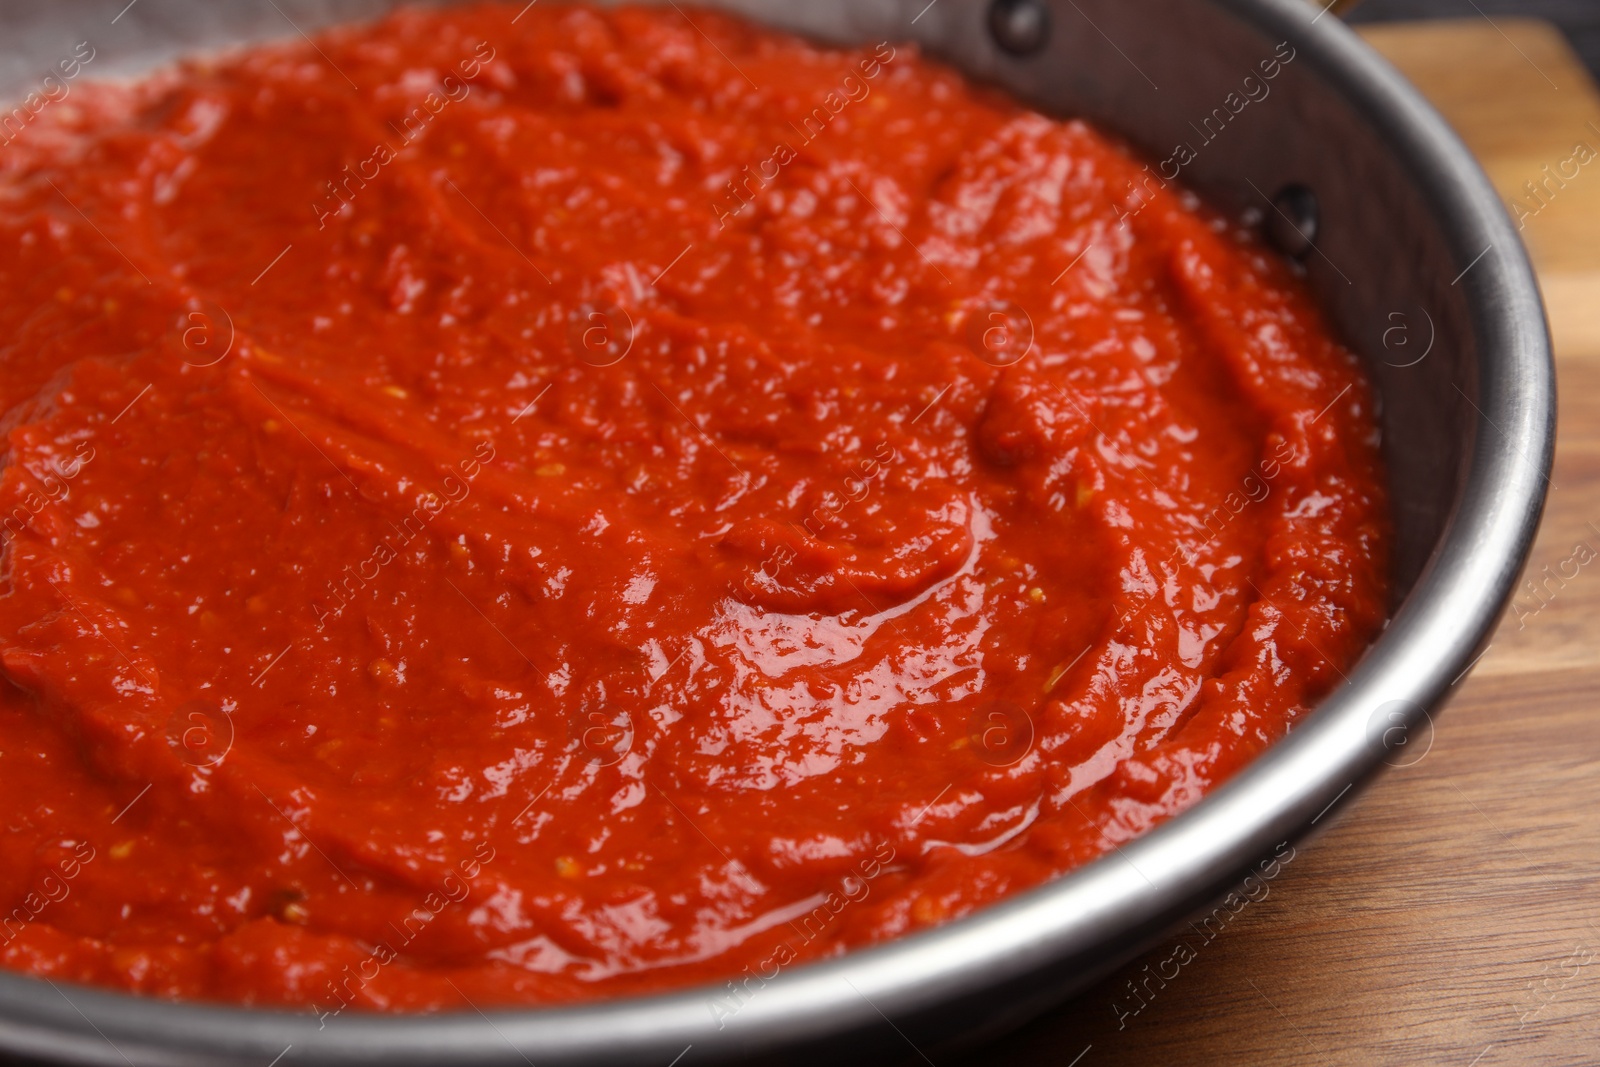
[0,19,1589,1067]
[972,18,1600,1067]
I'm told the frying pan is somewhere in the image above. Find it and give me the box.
[0,0,1555,1063]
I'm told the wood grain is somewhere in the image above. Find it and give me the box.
[0,18,1591,1067]
[967,19,1600,1067]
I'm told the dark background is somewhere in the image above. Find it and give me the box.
[1348,0,1600,74]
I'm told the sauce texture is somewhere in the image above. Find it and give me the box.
[0,3,1389,1011]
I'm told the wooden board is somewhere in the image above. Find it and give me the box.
[966,18,1600,1067]
[0,18,1592,1067]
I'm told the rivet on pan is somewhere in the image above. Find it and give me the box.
[988,0,1051,57]
[1264,184,1319,261]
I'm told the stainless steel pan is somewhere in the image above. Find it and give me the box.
[0,0,1555,1063]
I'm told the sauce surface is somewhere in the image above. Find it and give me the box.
[0,3,1389,1013]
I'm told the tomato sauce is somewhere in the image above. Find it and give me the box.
[0,3,1389,1012]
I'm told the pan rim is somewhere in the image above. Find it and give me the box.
[0,0,1555,1062]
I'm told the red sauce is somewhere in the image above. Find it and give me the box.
[0,3,1389,1013]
